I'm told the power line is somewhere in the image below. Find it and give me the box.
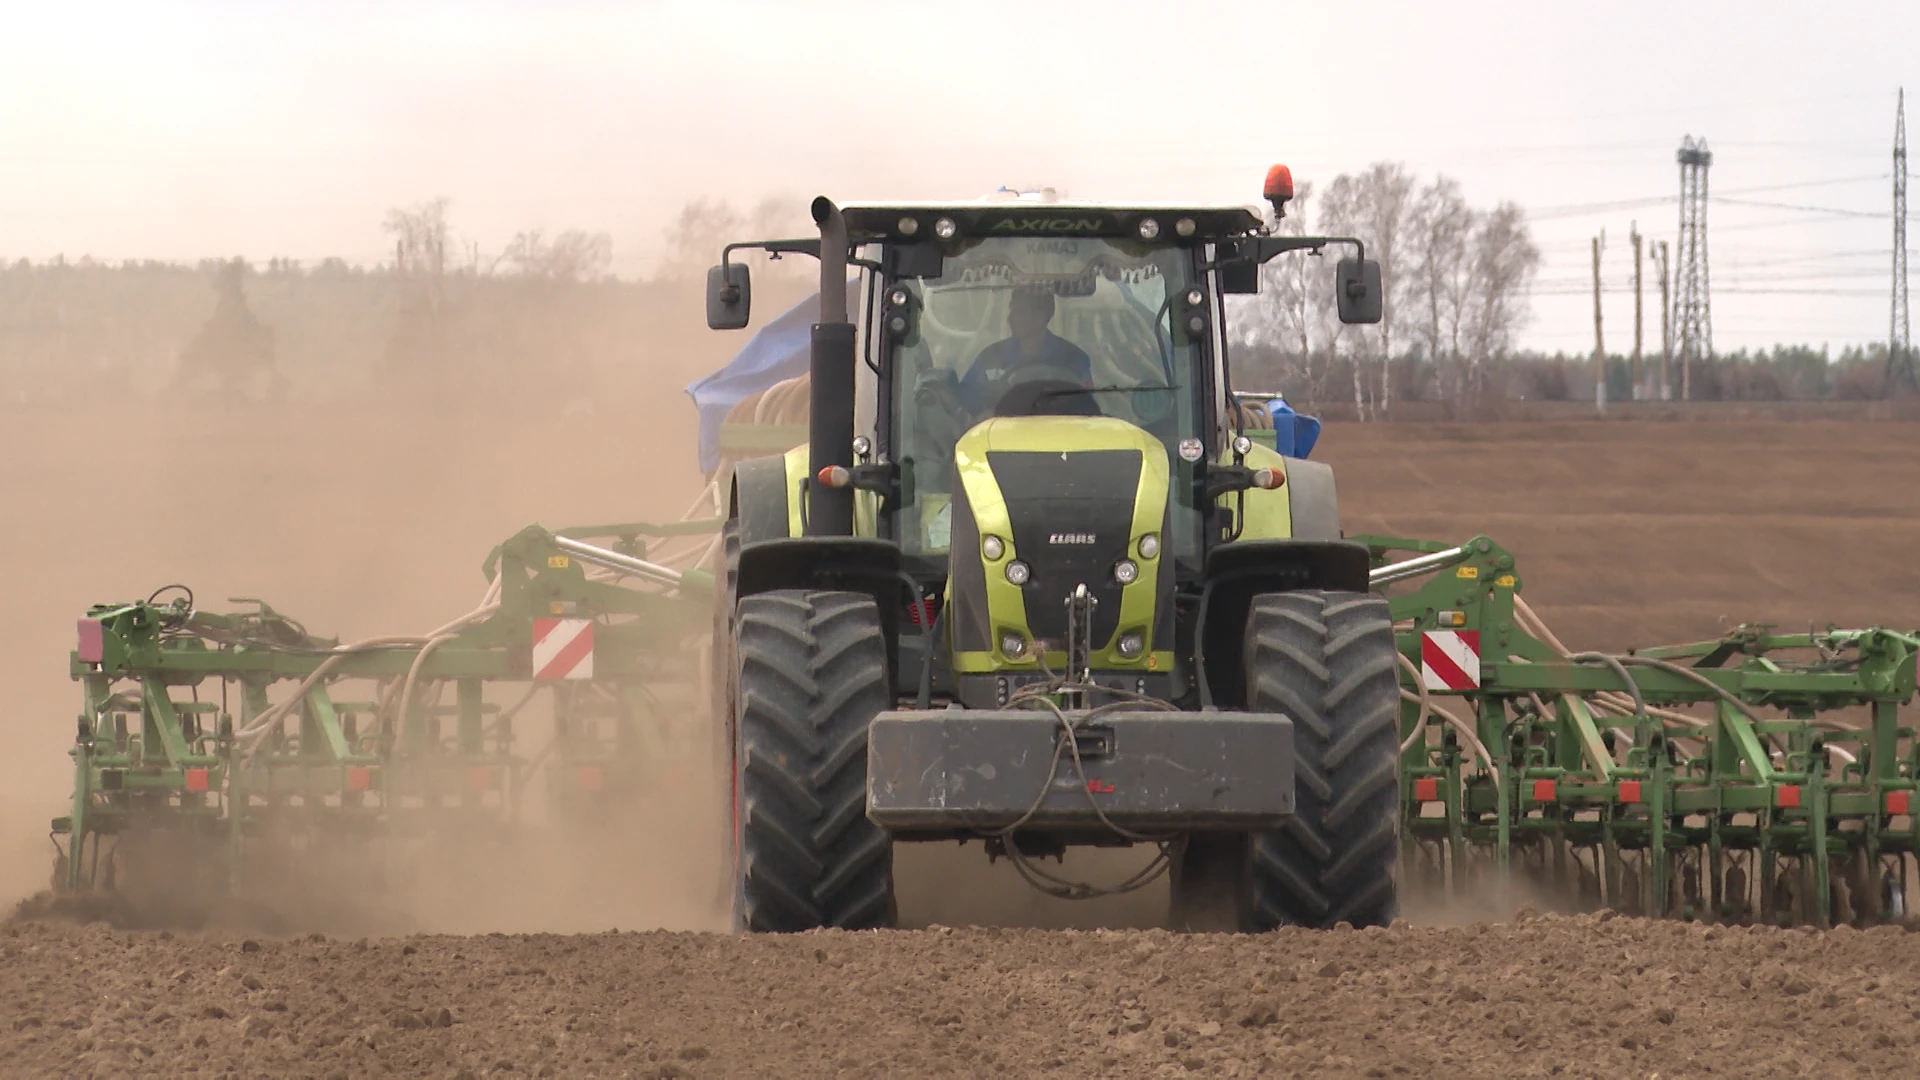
[1714,197,1890,219]
[1525,174,1890,221]
[1719,173,1890,195]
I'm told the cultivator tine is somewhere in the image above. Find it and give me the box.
[1367,533,1919,928]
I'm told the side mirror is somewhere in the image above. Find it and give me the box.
[1336,258,1382,325]
[706,262,751,330]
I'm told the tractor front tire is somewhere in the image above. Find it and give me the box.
[732,589,895,932]
[1173,590,1400,931]
[1245,590,1400,929]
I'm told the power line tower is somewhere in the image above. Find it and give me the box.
[1674,135,1713,401]
[1890,88,1914,396]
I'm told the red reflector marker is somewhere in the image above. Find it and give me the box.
[1888,791,1910,815]
[1775,784,1802,809]
[184,767,209,793]
[1412,777,1440,802]
[579,765,604,792]
[816,465,851,489]
[1616,780,1642,804]
[467,766,494,793]
[346,766,372,791]
[1532,779,1558,803]
[76,619,105,664]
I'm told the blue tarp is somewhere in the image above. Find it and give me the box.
[1267,398,1322,459]
[685,286,858,475]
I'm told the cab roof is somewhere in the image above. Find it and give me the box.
[835,199,1266,244]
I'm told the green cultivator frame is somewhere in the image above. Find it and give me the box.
[51,521,717,908]
[1370,534,1920,928]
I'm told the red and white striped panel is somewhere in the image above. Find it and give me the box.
[1420,630,1480,691]
[532,618,595,680]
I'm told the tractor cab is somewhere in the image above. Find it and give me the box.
[707,184,1380,580]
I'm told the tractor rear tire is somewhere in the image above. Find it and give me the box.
[731,589,895,932]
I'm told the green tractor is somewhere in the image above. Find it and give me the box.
[706,169,1398,933]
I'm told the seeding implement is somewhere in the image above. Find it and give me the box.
[1372,533,1920,928]
[52,521,718,912]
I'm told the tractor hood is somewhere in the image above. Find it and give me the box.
[944,416,1175,686]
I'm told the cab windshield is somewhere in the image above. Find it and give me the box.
[887,235,1205,568]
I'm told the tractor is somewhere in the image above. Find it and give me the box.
[706,168,1398,933]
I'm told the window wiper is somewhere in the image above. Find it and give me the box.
[1054,384,1178,396]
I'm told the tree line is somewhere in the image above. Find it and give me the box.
[1228,162,1541,419]
[0,187,1905,411]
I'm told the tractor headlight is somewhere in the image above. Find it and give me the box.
[1113,559,1139,586]
[1000,632,1027,658]
[982,534,1005,561]
[1138,217,1161,240]
[1137,533,1160,560]
[1117,631,1145,658]
[896,216,920,237]
[934,217,958,240]
[1005,560,1031,586]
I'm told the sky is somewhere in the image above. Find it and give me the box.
[1,0,1915,354]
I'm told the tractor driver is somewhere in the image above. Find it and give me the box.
[955,287,1096,417]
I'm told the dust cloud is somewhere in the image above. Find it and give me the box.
[0,282,744,933]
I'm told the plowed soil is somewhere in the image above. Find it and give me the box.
[8,913,1920,1079]
[4,408,1918,1077]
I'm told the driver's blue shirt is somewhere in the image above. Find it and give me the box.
[957,332,1094,415]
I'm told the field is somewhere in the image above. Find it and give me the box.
[2,407,1917,1077]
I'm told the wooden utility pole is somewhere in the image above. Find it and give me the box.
[1631,223,1644,401]
[1653,240,1672,400]
[1592,233,1606,415]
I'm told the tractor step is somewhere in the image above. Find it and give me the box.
[867,709,1294,832]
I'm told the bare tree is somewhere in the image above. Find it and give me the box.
[1458,201,1540,400]
[661,198,743,280]
[660,195,812,282]
[501,229,614,281]
[384,198,451,278]
[1407,178,1475,404]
